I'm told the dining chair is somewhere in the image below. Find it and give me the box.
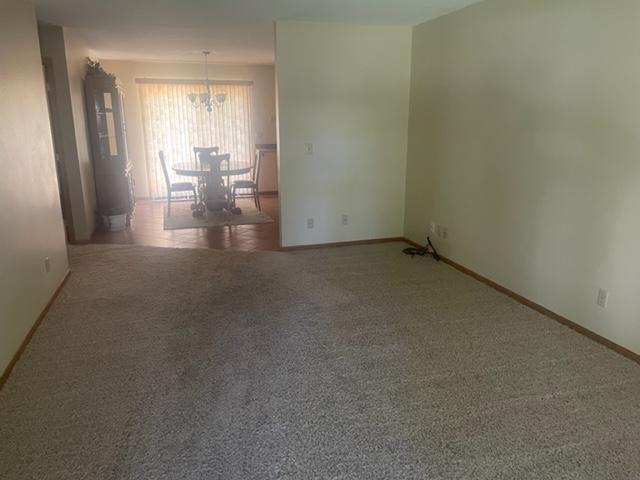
[193,146,219,168]
[231,149,262,211]
[158,151,197,216]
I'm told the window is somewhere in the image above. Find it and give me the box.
[137,79,254,198]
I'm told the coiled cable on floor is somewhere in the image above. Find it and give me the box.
[402,237,441,261]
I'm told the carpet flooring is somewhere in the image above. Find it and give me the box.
[1,243,639,479]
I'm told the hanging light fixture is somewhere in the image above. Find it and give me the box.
[187,51,227,112]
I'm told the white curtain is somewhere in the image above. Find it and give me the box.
[138,80,254,198]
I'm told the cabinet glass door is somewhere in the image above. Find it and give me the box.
[95,91,118,158]
[102,92,118,156]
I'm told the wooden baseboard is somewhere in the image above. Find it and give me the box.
[280,237,405,252]
[401,238,639,365]
[402,238,424,249]
[0,271,71,389]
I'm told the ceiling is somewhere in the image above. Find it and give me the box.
[33,0,483,64]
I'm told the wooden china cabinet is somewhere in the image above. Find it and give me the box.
[85,60,135,226]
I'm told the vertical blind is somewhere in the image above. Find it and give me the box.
[137,80,254,198]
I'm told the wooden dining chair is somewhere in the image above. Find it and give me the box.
[231,149,263,211]
[193,146,219,168]
[159,151,197,216]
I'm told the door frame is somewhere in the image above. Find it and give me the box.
[42,57,75,242]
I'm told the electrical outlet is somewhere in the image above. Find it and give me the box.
[44,257,51,273]
[597,288,609,308]
[307,218,314,229]
[341,214,348,226]
[305,143,314,155]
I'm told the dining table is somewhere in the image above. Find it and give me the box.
[172,162,252,215]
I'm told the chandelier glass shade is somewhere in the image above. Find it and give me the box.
[187,51,227,112]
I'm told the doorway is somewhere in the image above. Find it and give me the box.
[42,58,74,242]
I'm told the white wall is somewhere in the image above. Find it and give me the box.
[38,25,97,241]
[64,29,97,239]
[99,60,278,198]
[0,0,69,374]
[276,21,412,247]
[405,0,640,354]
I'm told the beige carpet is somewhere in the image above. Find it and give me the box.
[164,203,273,230]
[0,243,639,479]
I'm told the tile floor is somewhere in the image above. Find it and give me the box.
[90,194,280,251]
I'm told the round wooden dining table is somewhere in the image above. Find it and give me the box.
[171,163,252,178]
[172,163,252,216]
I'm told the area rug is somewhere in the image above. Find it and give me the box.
[1,243,639,479]
[163,203,273,230]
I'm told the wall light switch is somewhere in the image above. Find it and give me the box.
[430,222,437,234]
[44,257,51,273]
[307,218,314,229]
[305,143,314,155]
[341,214,348,226]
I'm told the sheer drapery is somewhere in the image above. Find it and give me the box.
[138,80,254,198]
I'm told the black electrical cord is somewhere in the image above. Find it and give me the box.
[402,237,441,261]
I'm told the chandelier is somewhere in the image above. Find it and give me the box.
[187,51,227,112]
